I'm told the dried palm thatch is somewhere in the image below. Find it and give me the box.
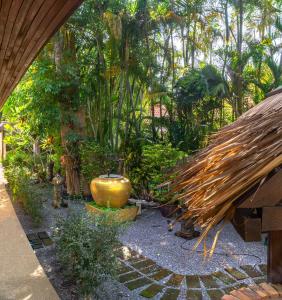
[171,89,282,252]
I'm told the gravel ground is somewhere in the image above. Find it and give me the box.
[11,182,267,299]
[120,209,267,275]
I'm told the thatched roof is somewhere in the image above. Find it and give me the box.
[172,88,282,249]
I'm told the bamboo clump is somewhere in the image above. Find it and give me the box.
[171,91,282,250]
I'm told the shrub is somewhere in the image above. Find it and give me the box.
[4,164,42,225]
[126,143,186,201]
[53,213,121,298]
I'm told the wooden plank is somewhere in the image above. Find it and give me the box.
[267,231,282,284]
[0,0,83,106]
[0,0,58,92]
[0,0,36,86]
[262,207,282,232]
[239,169,282,208]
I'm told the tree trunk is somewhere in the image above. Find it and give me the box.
[54,27,87,195]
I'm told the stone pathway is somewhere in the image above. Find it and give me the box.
[115,244,267,300]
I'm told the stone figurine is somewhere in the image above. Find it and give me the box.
[52,173,68,208]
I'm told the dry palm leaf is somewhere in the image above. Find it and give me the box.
[171,89,282,248]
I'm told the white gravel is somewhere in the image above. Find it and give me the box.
[120,209,267,275]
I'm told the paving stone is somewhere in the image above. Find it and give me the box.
[212,271,236,285]
[223,283,247,295]
[150,269,172,281]
[186,275,201,289]
[132,259,155,270]
[139,284,164,298]
[26,233,38,241]
[37,231,49,239]
[30,239,43,246]
[141,264,162,275]
[207,289,224,300]
[225,267,248,280]
[125,277,152,290]
[160,288,180,300]
[258,264,267,274]
[32,244,44,249]
[117,263,132,275]
[42,238,53,246]
[186,289,203,300]
[166,274,184,287]
[254,277,266,285]
[240,265,262,278]
[127,255,146,264]
[200,275,220,288]
[118,271,142,283]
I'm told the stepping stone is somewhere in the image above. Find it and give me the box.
[132,259,155,270]
[150,269,172,281]
[200,275,220,288]
[26,233,38,241]
[139,284,164,298]
[42,238,53,246]
[212,271,236,285]
[32,244,43,250]
[127,255,146,264]
[186,289,203,300]
[240,265,262,278]
[30,239,43,246]
[37,231,49,239]
[186,275,201,289]
[254,277,266,285]
[225,267,248,280]
[207,289,224,300]
[223,284,246,295]
[166,274,184,287]
[117,263,132,275]
[125,277,152,290]
[258,264,267,274]
[141,264,162,275]
[118,271,142,283]
[160,288,180,300]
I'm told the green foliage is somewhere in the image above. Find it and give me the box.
[4,155,42,225]
[80,140,117,182]
[126,143,186,200]
[53,213,121,297]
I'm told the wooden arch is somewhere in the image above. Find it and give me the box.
[0,0,83,107]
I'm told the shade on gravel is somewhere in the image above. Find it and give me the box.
[120,209,267,276]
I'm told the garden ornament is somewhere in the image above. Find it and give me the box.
[52,173,68,208]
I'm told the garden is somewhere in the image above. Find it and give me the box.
[1,0,282,299]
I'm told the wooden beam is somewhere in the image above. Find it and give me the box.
[268,230,282,284]
[262,207,282,232]
[239,169,282,208]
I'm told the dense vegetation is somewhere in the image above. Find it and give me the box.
[2,0,282,200]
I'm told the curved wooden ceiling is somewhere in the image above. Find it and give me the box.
[0,0,83,107]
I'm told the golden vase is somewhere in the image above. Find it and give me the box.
[90,175,132,208]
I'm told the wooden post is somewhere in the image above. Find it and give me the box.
[267,230,282,283]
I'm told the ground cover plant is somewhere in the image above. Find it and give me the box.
[53,213,121,299]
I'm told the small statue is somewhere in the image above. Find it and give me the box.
[52,173,68,208]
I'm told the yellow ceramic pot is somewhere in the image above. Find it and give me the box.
[90,175,132,208]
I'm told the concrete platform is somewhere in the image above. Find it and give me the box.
[0,167,59,300]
